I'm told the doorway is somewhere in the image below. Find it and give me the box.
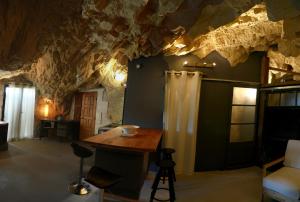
[3,86,36,141]
[74,92,97,140]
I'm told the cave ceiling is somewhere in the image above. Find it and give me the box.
[0,0,300,121]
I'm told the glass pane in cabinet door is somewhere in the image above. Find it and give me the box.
[232,87,257,105]
[230,124,255,142]
[231,106,256,123]
[280,92,296,106]
[297,93,300,106]
[268,93,280,106]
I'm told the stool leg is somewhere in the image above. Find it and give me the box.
[162,169,166,184]
[79,158,83,185]
[69,157,90,195]
[172,167,176,182]
[99,188,104,202]
[168,168,176,201]
[150,169,162,201]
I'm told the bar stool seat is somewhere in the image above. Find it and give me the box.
[162,148,175,157]
[72,143,93,158]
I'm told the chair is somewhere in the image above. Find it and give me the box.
[263,140,300,202]
[69,142,93,195]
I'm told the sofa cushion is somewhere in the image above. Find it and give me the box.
[263,167,300,200]
[284,140,300,169]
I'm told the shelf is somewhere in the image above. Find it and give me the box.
[265,137,291,142]
[261,81,300,91]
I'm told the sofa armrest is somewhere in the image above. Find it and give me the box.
[263,157,285,176]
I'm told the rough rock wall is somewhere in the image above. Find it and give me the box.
[0,0,300,122]
[164,4,283,66]
[0,0,185,122]
[0,0,83,69]
[268,49,300,78]
[163,1,300,75]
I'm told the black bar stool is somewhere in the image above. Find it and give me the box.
[162,148,175,160]
[69,142,93,195]
[85,166,122,202]
[161,148,176,182]
[150,159,176,202]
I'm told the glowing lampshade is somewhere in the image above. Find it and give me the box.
[44,104,49,117]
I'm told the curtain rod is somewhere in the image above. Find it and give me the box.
[165,71,259,85]
[165,70,204,76]
[6,82,34,87]
[202,78,259,85]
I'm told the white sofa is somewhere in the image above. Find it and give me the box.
[263,140,300,202]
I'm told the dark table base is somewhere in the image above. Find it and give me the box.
[94,147,149,199]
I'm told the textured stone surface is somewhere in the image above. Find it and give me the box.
[278,15,300,57]
[268,49,300,73]
[1,0,300,122]
[164,4,283,66]
[164,2,300,72]
[0,0,184,122]
[265,0,300,21]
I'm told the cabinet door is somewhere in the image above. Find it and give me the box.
[74,93,83,121]
[227,86,258,168]
[80,92,97,140]
[195,81,232,171]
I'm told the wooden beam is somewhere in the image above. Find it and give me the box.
[269,67,300,76]
[261,56,269,85]
[183,65,214,68]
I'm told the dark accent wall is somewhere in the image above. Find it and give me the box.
[164,51,263,82]
[195,81,233,170]
[122,55,167,129]
[123,51,263,170]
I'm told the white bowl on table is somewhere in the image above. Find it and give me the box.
[120,125,140,137]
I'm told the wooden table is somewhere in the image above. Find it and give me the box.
[83,127,163,199]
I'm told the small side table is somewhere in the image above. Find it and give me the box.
[39,120,80,141]
[39,120,55,139]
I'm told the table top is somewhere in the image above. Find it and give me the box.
[83,127,163,152]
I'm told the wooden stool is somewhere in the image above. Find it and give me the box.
[162,148,175,160]
[86,166,122,202]
[161,148,176,182]
[150,160,176,202]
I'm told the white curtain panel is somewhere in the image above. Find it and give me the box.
[20,88,36,139]
[164,71,202,175]
[4,86,36,141]
[4,87,23,141]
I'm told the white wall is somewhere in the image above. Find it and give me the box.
[94,88,111,134]
[0,83,4,120]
